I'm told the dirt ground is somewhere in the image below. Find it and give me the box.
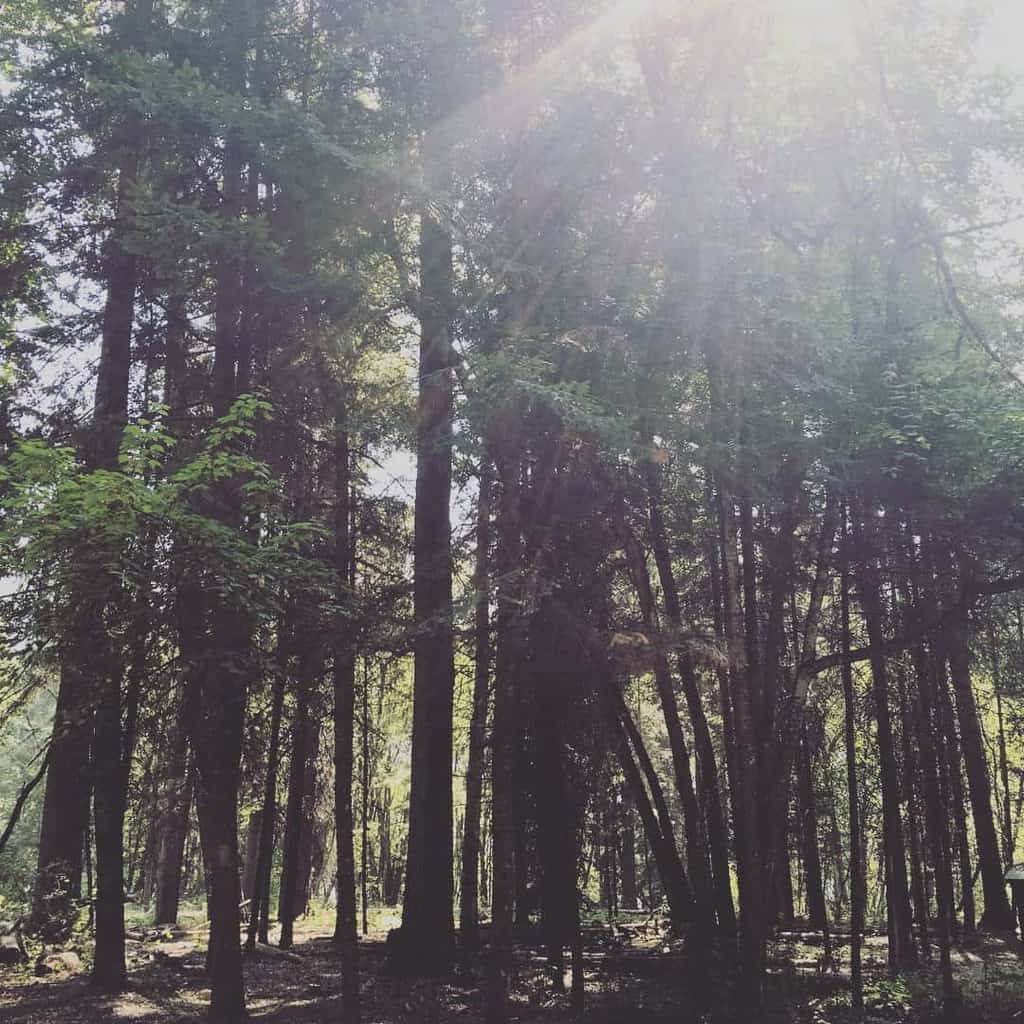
[2,912,1023,1023]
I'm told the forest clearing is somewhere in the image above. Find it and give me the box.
[3,0,1024,1021]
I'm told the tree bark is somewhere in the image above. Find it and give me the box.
[32,655,92,925]
[852,509,915,971]
[643,462,736,934]
[798,727,830,955]
[485,455,522,1024]
[460,471,492,951]
[945,606,1015,929]
[618,518,716,932]
[246,638,286,950]
[279,678,312,949]
[840,557,864,1013]
[154,690,193,926]
[401,210,456,974]
[191,2,250,1010]
[332,422,360,1021]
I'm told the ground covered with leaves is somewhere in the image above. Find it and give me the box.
[2,911,1023,1023]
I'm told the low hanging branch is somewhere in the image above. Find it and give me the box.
[0,745,50,858]
[800,570,1024,680]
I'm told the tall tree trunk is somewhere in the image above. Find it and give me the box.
[618,519,716,933]
[154,688,193,926]
[607,693,693,931]
[279,674,312,950]
[798,727,830,955]
[937,666,975,935]
[644,462,736,934]
[853,509,915,971]
[32,655,92,925]
[913,638,961,1009]
[460,472,491,951]
[991,635,1014,865]
[716,474,765,1003]
[332,422,360,1021]
[241,811,261,907]
[945,606,1015,930]
[88,0,156,987]
[619,786,638,912]
[840,556,864,1013]
[401,210,456,974]
[486,455,523,1023]
[896,666,931,956]
[295,719,321,919]
[192,4,250,1011]
[246,638,286,950]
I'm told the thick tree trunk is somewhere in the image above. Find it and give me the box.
[32,654,92,924]
[88,0,157,979]
[295,718,321,919]
[91,623,127,993]
[460,472,491,951]
[192,6,249,1008]
[401,211,456,974]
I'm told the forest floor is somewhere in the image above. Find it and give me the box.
[2,906,1023,1024]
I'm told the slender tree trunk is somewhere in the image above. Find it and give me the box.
[460,472,491,951]
[991,637,1014,865]
[246,643,286,950]
[913,639,961,1009]
[154,692,193,926]
[938,666,975,935]
[716,474,765,1003]
[946,605,1015,929]
[279,677,312,950]
[619,519,716,932]
[486,455,522,1023]
[798,727,830,955]
[241,811,261,908]
[401,210,456,974]
[619,787,638,912]
[852,510,915,971]
[607,693,692,930]
[361,666,370,937]
[897,667,931,956]
[643,465,735,934]
[840,557,864,1014]
[332,423,360,1021]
